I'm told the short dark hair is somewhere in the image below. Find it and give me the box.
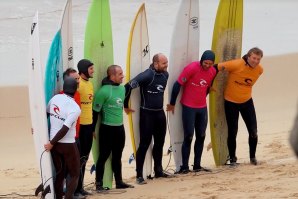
[63,68,77,80]
[152,53,160,64]
[107,65,120,78]
[247,47,263,58]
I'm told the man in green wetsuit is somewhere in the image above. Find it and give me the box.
[92,65,134,192]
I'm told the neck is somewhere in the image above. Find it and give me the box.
[64,92,74,98]
[80,74,88,81]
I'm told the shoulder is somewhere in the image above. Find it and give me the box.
[185,61,199,71]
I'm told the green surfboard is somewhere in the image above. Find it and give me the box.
[84,0,113,188]
[209,0,243,166]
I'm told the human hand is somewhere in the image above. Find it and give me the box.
[166,104,175,114]
[124,108,135,114]
[210,87,216,92]
[44,142,53,152]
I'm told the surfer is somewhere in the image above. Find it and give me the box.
[215,47,263,166]
[44,77,81,199]
[92,65,134,191]
[75,59,94,197]
[167,50,217,173]
[61,68,81,145]
[124,53,169,184]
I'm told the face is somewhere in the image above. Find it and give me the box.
[247,53,262,68]
[201,60,214,70]
[155,55,168,72]
[113,67,124,84]
[69,72,80,86]
[88,65,94,78]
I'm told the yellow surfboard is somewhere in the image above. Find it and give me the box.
[126,3,153,178]
[209,0,243,166]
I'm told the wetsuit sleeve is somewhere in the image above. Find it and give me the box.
[124,70,150,108]
[93,87,106,112]
[124,83,132,108]
[177,63,195,86]
[50,125,69,145]
[91,110,99,132]
[92,87,107,131]
[170,81,181,105]
[218,60,239,72]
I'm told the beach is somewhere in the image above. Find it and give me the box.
[1,53,298,198]
[1,0,298,198]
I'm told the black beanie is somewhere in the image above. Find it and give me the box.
[77,59,93,78]
[200,50,215,64]
[63,77,77,95]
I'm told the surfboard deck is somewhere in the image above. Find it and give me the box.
[44,0,72,104]
[44,30,62,104]
[29,12,55,199]
[168,0,200,172]
[209,0,243,166]
[126,3,153,179]
[60,0,74,70]
[84,0,113,188]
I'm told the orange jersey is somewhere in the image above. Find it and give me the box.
[218,58,263,103]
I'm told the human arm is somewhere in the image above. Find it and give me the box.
[166,81,181,114]
[124,72,149,112]
[124,83,134,113]
[91,110,99,139]
[92,88,106,138]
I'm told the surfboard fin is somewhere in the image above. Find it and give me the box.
[167,146,172,155]
[35,183,43,196]
[128,153,135,164]
[41,185,51,198]
[35,183,51,198]
[90,164,96,174]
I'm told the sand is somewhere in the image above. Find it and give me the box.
[0,53,298,198]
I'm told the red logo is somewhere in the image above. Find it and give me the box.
[88,94,93,100]
[53,104,60,115]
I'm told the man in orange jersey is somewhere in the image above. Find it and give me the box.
[215,47,264,166]
[61,68,81,143]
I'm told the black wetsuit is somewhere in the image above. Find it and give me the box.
[124,65,169,177]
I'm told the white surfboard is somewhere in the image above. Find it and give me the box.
[168,0,200,171]
[28,11,55,199]
[60,0,73,70]
[126,3,153,178]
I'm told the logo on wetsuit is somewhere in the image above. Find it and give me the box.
[108,97,123,108]
[50,104,65,121]
[191,79,208,87]
[235,78,253,87]
[147,84,164,94]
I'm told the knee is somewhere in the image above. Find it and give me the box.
[249,132,258,139]
[184,135,193,146]
[197,135,205,142]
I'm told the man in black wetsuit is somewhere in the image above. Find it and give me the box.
[124,53,169,184]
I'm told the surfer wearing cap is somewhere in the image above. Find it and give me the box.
[215,47,264,166]
[44,77,81,199]
[124,53,169,184]
[92,65,134,191]
[75,59,94,196]
[167,50,217,174]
